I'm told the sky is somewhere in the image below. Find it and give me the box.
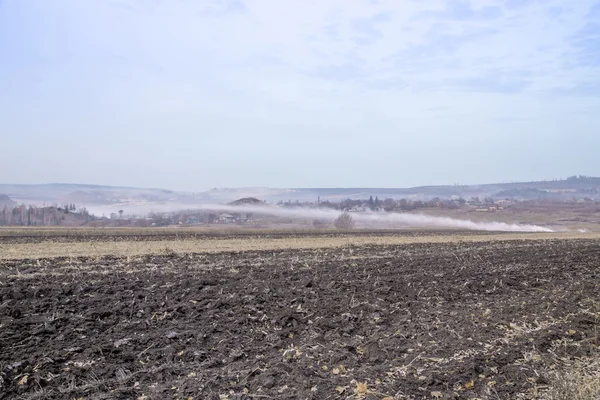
[1,0,599,191]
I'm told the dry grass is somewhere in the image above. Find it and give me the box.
[541,355,600,400]
[422,208,600,232]
[1,231,599,260]
[534,298,600,400]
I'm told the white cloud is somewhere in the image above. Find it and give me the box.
[11,0,594,105]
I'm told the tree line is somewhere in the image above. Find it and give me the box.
[280,196,476,212]
[0,204,92,226]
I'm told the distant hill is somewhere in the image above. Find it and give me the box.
[0,183,195,206]
[229,197,265,206]
[1,176,598,214]
[0,194,16,206]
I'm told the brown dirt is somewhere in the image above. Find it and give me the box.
[0,229,503,244]
[2,230,599,261]
[0,237,599,399]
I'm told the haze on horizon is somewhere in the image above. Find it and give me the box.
[1,0,599,192]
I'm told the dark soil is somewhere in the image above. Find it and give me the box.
[0,229,505,244]
[1,238,599,399]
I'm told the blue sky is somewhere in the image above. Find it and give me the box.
[1,0,599,190]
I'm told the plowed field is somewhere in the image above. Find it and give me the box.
[1,233,599,399]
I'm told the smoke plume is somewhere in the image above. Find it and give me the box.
[199,204,554,233]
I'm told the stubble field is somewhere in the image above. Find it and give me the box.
[0,229,599,399]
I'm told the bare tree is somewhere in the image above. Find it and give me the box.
[312,219,329,229]
[334,212,355,229]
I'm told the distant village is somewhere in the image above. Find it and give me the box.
[103,195,600,228]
